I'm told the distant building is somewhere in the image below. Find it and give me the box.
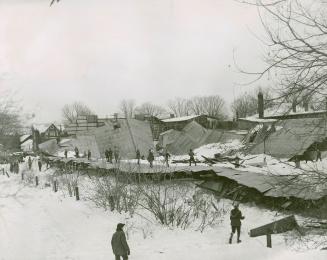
[237,92,327,130]
[65,115,105,136]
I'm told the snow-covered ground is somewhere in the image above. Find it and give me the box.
[0,162,326,260]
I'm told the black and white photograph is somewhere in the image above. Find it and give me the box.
[1,0,327,259]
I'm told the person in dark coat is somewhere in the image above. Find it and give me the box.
[38,159,42,172]
[74,147,79,158]
[229,203,245,244]
[64,149,68,159]
[105,149,109,162]
[136,149,141,165]
[114,147,120,163]
[164,151,171,167]
[87,150,91,160]
[108,148,113,163]
[111,223,130,260]
[147,149,154,168]
[189,149,196,166]
[28,157,32,170]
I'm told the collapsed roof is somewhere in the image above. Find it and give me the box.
[248,118,327,158]
[160,121,245,155]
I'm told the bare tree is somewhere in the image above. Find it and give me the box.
[238,0,327,105]
[231,88,273,118]
[0,92,23,135]
[167,98,191,117]
[120,99,136,118]
[189,95,227,119]
[135,102,167,117]
[62,102,93,124]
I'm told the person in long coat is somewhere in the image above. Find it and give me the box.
[136,149,141,165]
[28,157,32,170]
[229,203,245,244]
[147,149,154,168]
[111,223,130,260]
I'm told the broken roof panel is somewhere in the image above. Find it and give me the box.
[249,118,327,157]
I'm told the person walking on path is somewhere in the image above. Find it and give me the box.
[28,157,32,170]
[87,149,91,161]
[111,223,130,260]
[108,148,113,163]
[189,149,196,166]
[136,149,141,165]
[147,149,154,168]
[74,147,79,158]
[38,159,42,172]
[114,147,120,163]
[164,151,171,167]
[105,149,109,162]
[229,203,245,244]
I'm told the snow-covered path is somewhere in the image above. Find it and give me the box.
[0,173,326,260]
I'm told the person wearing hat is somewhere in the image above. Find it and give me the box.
[111,223,130,260]
[229,203,245,244]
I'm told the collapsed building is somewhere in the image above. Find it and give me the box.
[238,92,327,159]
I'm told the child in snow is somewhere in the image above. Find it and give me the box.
[111,223,130,260]
[229,203,245,244]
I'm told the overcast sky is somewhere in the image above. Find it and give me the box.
[0,0,268,123]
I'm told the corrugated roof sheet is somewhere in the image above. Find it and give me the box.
[250,118,327,157]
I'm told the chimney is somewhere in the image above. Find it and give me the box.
[258,92,264,119]
[292,99,297,113]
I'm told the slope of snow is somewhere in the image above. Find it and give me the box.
[0,162,326,259]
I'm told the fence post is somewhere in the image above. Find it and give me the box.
[266,233,272,248]
[75,186,80,201]
[35,176,39,186]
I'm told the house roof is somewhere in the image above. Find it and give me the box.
[33,123,59,133]
[240,103,327,122]
[161,115,200,123]
[249,118,327,157]
[84,118,154,159]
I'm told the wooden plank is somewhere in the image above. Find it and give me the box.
[250,215,298,237]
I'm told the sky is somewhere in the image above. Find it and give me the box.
[0,0,268,123]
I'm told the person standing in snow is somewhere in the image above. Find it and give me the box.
[64,149,68,159]
[164,151,171,167]
[114,147,120,163]
[136,149,141,165]
[229,203,245,244]
[28,157,32,170]
[87,150,91,160]
[38,159,42,172]
[189,149,197,166]
[147,149,154,168]
[111,223,130,260]
[74,147,79,158]
[108,148,113,163]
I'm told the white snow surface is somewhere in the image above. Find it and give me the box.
[0,162,326,259]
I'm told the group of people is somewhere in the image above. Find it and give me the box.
[110,203,245,259]
[27,156,43,171]
[105,147,120,163]
[68,146,199,168]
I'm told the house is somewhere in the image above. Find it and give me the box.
[20,134,33,152]
[237,92,327,130]
[161,114,225,132]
